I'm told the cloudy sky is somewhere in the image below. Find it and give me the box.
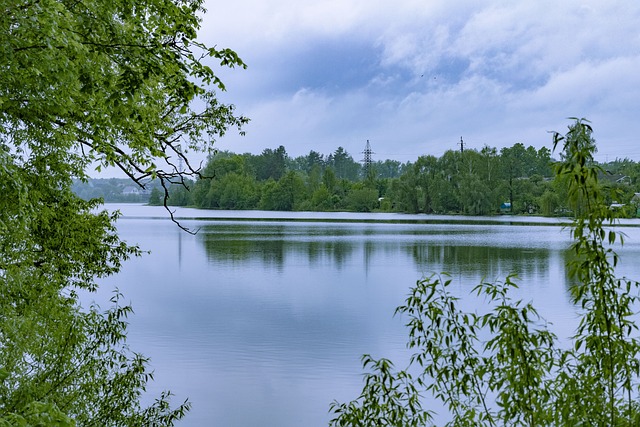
[197,0,640,164]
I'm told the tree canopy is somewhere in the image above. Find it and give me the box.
[1,0,246,424]
[166,141,581,216]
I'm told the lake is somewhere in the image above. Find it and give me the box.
[91,204,640,426]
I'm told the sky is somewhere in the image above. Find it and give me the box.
[194,0,640,165]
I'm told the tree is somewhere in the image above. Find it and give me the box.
[259,171,306,211]
[304,150,326,174]
[1,0,246,423]
[323,167,338,194]
[206,173,258,209]
[500,143,527,213]
[167,179,194,206]
[192,153,256,208]
[388,175,419,213]
[330,119,640,426]
[375,159,403,179]
[310,185,334,210]
[413,155,439,214]
[535,146,553,177]
[348,186,379,212]
[252,146,288,181]
[148,187,163,206]
[329,147,361,181]
[433,150,462,213]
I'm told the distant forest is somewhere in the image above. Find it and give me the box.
[75,143,640,217]
[160,143,640,217]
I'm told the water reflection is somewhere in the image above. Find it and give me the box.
[90,204,640,427]
[198,222,562,283]
[102,214,640,427]
[409,244,551,281]
[199,223,359,270]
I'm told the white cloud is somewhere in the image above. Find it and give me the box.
[200,0,640,163]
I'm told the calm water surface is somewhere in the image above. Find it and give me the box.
[91,204,640,426]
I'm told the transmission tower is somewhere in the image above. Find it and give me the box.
[361,139,374,175]
[458,136,465,153]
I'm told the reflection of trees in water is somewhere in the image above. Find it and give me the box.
[198,223,557,281]
[198,224,358,270]
[202,238,356,270]
[363,241,376,276]
[201,235,289,269]
[560,247,584,300]
[559,244,640,305]
[410,244,552,283]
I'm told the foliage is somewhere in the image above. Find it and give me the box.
[330,356,430,427]
[148,187,163,206]
[348,187,379,212]
[212,173,259,209]
[310,185,334,210]
[250,146,288,181]
[328,147,361,181]
[330,119,640,426]
[176,140,565,215]
[1,0,246,423]
[259,171,305,211]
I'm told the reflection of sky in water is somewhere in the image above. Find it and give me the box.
[91,207,640,427]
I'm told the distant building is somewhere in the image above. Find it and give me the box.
[601,171,631,185]
[122,186,141,196]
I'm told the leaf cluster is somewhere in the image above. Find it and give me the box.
[1,0,248,423]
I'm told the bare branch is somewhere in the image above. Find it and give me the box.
[158,176,198,235]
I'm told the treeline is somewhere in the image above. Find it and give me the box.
[160,143,640,216]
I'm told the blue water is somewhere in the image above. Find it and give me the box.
[87,204,640,426]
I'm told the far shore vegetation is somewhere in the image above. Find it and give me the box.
[78,142,640,217]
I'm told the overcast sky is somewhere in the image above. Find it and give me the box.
[197,0,640,164]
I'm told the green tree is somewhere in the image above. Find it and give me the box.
[456,150,495,215]
[310,185,334,210]
[348,186,379,212]
[375,159,403,179]
[307,164,324,194]
[167,179,194,206]
[260,171,306,211]
[202,173,258,209]
[500,143,527,212]
[433,150,462,213]
[148,187,163,206]
[304,150,326,174]
[413,155,439,213]
[201,152,250,178]
[1,0,246,423]
[535,146,553,177]
[323,167,338,194]
[331,119,640,426]
[538,189,559,216]
[329,147,361,181]
[192,154,258,209]
[252,146,288,181]
[388,175,419,213]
